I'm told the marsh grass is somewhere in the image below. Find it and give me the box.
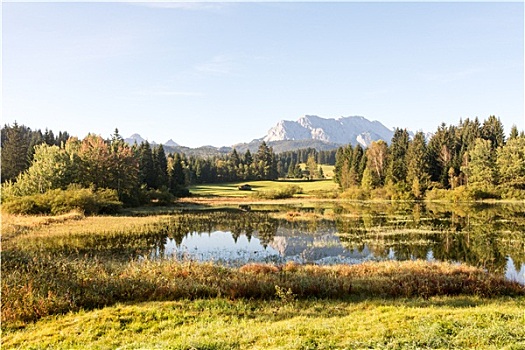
[2,257,523,329]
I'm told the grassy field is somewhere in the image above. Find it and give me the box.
[3,296,525,349]
[189,179,339,198]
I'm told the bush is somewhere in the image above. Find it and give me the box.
[253,185,303,199]
[145,187,175,206]
[339,187,370,200]
[2,188,122,215]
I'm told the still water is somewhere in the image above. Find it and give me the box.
[148,202,525,285]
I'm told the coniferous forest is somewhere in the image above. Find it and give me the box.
[1,115,524,214]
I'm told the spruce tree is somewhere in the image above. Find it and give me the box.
[481,115,505,149]
[153,145,168,188]
[509,125,519,140]
[138,142,156,188]
[1,122,31,182]
[386,128,410,185]
[406,132,430,198]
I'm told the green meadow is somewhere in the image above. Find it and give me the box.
[4,297,525,349]
[189,179,339,198]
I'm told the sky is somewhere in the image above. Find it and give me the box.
[2,1,524,148]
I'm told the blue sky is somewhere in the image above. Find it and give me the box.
[3,2,524,147]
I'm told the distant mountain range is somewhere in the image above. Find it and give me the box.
[124,115,400,155]
[124,134,179,147]
[263,115,394,147]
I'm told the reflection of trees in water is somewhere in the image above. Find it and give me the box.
[336,202,525,274]
[47,204,523,270]
[161,212,280,248]
[25,227,168,261]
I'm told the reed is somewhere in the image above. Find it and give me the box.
[2,257,523,329]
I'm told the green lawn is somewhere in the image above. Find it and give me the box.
[4,297,524,349]
[189,179,339,198]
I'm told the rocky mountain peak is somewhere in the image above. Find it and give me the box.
[262,115,394,147]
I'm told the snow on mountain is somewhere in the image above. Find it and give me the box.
[263,115,394,147]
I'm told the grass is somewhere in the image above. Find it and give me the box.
[3,296,525,349]
[3,257,524,329]
[2,206,525,348]
[189,179,339,198]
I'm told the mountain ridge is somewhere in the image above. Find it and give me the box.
[263,115,394,147]
[124,115,401,155]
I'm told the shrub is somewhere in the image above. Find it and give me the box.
[339,187,370,200]
[253,185,303,199]
[2,188,122,215]
[145,187,174,206]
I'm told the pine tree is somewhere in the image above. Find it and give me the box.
[386,128,410,185]
[138,142,156,188]
[243,150,253,166]
[509,125,519,140]
[481,115,505,149]
[1,122,31,182]
[462,138,497,189]
[406,132,430,198]
[153,145,168,188]
[497,137,525,190]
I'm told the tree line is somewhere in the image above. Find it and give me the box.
[334,116,525,200]
[2,115,524,208]
[1,125,334,207]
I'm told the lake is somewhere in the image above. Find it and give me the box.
[146,202,525,285]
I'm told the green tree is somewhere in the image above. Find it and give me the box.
[366,140,388,187]
[428,123,457,188]
[138,142,157,188]
[406,132,430,198]
[255,141,276,180]
[153,145,168,188]
[305,154,318,180]
[497,137,525,190]
[386,128,410,185]
[5,144,73,196]
[508,125,519,141]
[1,122,30,182]
[462,138,497,189]
[481,115,505,149]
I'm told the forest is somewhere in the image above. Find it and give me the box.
[1,115,524,214]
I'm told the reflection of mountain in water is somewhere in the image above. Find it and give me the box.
[267,226,373,264]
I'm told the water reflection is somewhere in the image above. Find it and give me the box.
[155,231,280,264]
[146,203,525,284]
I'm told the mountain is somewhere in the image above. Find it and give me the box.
[124,134,179,148]
[164,139,179,147]
[124,133,147,146]
[263,115,394,147]
[124,115,403,155]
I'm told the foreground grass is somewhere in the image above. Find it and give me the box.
[3,296,525,349]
